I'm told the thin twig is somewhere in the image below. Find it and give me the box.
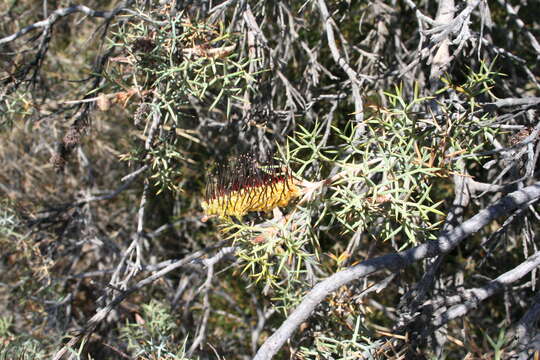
[51,240,228,360]
[0,3,165,45]
[317,0,364,134]
[427,250,540,331]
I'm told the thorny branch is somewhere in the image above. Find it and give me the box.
[254,182,540,360]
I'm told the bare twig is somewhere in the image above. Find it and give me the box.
[188,264,213,355]
[51,240,229,360]
[317,0,364,134]
[427,250,540,331]
[483,97,540,110]
[110,104,161,287]
[508,292,540,352]
[495,0,540,56]
[0,3,164,45]
[429,0,456,83]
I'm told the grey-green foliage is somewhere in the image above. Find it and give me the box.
[120,299,193,359]
[0,316,47,360]
[0,201,18,238]
[297,316,382,359]
[0,206,50,360]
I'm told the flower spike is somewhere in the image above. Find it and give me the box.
[202,153,300,219]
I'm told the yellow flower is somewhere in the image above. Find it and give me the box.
[202,154,300,219]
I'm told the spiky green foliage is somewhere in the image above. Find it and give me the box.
[120,300,193,360]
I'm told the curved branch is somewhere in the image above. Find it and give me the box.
[0,5,119,45]
[0,2,167,46]
[254,181,540,360]
[427,250,540,331]
[398,169,470,320]
[317,0,364,133]
[510,292,540,351]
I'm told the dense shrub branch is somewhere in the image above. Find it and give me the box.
[254,182,540,360]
